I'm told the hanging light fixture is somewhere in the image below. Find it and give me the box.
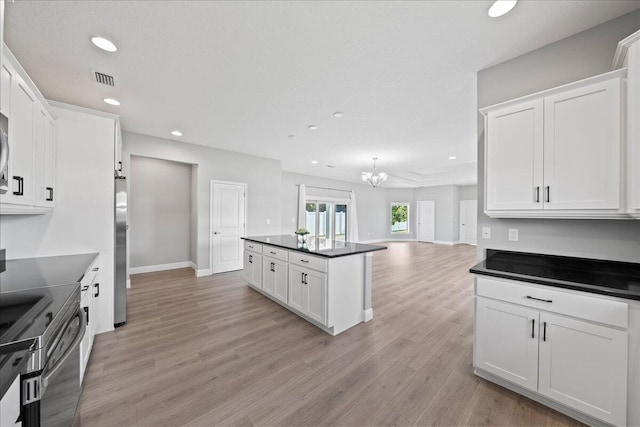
[361,157,388,187]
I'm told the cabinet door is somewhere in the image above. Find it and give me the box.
[486,99,544,210]
[262,258,276,297]
[544,78,621,210]
[288,265,306,313]
[538,312,627,426]
[5,75,36,205]
[0,62,13,116]
[91,280,99,340]
[243,251,262,288]
[475,297,539,391]
[0,375,21,427]
[273,258,288,304]
[304,269,327,325]
[114,119,122,174]
[33,107,54,207]
[43,111,55,206]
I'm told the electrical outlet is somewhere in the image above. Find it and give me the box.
[508,228,519,241]
[266,219,270,225]
[482,227,491,239]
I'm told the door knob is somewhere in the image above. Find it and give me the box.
[213,231,220,234]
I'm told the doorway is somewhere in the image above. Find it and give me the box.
[459,200,477,245]
[210,180,247,273]
[417,200,435,243]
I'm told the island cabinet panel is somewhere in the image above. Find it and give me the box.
[242,236,384,335]
[243,248,262,290]
[262,256,287,304]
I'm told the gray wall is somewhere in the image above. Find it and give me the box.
[459,184,477,201]
[280,172,391,242]
[129,156,192,268]
[281,172,477,243]
[477,10,640,262]
[123,131,282,272]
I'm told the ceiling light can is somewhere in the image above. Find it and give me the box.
[488,0,518,18]
[91,36,118,52]
[103,98,120,106]
[308,125,318,130]
[171,130,183,137]
[333,112,344,118]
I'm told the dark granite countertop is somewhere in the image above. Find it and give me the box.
[470,249,640,301]
[243,235,386,258]
[0,253,98,293]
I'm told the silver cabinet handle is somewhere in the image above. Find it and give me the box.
[300,259,309,263]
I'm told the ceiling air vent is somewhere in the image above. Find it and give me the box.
[91,70,115,87]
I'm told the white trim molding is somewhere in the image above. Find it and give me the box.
[612,29,640,70]
[195,268,212,277]
[129,261,192,275]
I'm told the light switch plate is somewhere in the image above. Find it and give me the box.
[482,227,491,239]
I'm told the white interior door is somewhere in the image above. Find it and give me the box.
[459,200,477,245]
[211,181,246,274]
[417,200,435,243]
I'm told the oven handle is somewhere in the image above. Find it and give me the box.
[41,307,86,392]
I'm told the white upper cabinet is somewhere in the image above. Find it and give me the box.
[486,99,543,210]
[614,31,640,218]
[0,46,57,214]
[543,78,621,210]
[481,69,627,218]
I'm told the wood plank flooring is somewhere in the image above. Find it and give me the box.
[75,242,584,427]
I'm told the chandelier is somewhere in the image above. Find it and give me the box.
[361,157,388,187]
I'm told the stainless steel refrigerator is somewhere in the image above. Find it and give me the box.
[114,175,127,327]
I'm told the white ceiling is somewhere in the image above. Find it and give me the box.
[5,1,639,187]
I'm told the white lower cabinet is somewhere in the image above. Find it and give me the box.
[262,256,287,303]
[538,312,627,426]
[80,257,100,383]
[475,298,539,392]
[289,264,327,326]
[474,277,629,426]
[243,250,262,289]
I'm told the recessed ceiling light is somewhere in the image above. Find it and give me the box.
[488,0,517,18]
[103,98,120,106]
[327,165,336,168]
[308,125,318,130]
[311,160,319,164]
[449,156,457,160]
[333,112,344,118]
[91,36,117,52]
[171,130,183,137]
[288,134,296,139]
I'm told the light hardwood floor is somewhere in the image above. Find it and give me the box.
[75,242,583,427]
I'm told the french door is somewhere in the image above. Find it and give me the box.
[305,200,348,242]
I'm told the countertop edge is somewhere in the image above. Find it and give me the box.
[470,266,640,302]
[242,237,387,258]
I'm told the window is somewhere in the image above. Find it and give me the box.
[391,203,410,233]
[306,200,349,242]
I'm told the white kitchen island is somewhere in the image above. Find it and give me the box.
[242,235,386,335]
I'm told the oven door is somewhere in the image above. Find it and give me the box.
[23,307,86,427]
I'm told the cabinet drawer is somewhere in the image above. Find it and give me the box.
[244,241,262,254]
[290,252,327,273]
[263,246,288,262]
[476,276,628,328]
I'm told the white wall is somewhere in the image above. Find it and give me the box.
[122,131,282,273]
[129,156,192,269]
[459,184,477,201]
[415,185,458,243]
[0,104,117,334]
[477,9,640,263]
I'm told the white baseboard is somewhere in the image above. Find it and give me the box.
[129,261,192,275]
[195,268,211,277]
[126,279,131,289]
[434,240,457,245]
[363,309,374,322]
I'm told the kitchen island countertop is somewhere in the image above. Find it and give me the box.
[242,235,386,258]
